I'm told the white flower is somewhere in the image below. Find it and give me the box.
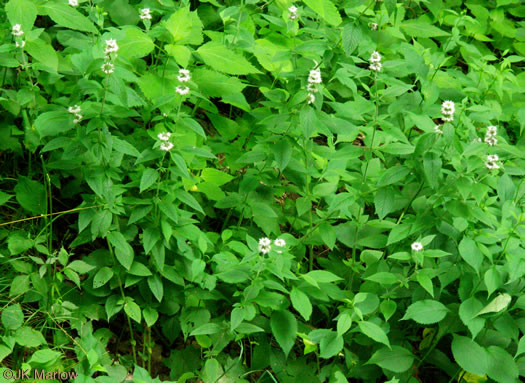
[441,100,455,122]
[308,68,322,84]
[484,126,497,146]
[157,132,171,141]
[370,23,378,30]
[73,114,82,124]
[15,40,25,48]
[307,93,315,104]
[68,105,81,114]
[139,8,152,20]
[274,239,286,247]
[487,154,499,162]
[289,5,298,20]
[369,51,382,71]
[101,62,114,74]
[484,136,498,146]
[177,69,191,83]
[485,154,500,170]
[259,237,271,247]
[69,0,79,6]
[487,125,497,135]
[12,24,24,37]
[176,86,190,96]
[434,125,443,134]
[104,39,119,55]
[411,242,423,252]
[160,142,174,152]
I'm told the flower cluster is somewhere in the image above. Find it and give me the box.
[140,8,152,20]
[258,237,286,254]
[434,125,443,134]
[101,39,118,75]
[12,24,24,37]
[411,242,423,252]
[158,132,174,152]
[289,5,298,20]
[176,68,191,96]
[484,125,497,146]
[441,100,454,122]
[369,51,382,72]
[370,22,378,30]
[68,105,82,124]
[306,65,322,104]
[485,154,500,170]
[69,0,79,6]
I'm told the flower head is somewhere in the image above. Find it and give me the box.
[369,51,382,72]
[441,100,455,122]
[370,22,378,30]
[160,142,174,152]
[485,154,500,170]
[15,40,25,48]
[104,39,119,55]
[176,86,190,96]
[307,93,316,104]
[308,68,322,84]
[274,239,286,247]
[258,237,272,254]
[69,0,79,6]
[484,125,498,146]
[101,62,114,74]
[434,125,443,134]
[12,24,24,37]
[157,132,171,141]
[139,8,152,20]
[411,242,423,252]
[177,69,191,83]
[68,105,81,114]
[288,5,298,20]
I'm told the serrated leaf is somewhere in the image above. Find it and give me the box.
[302,0,342,26]
[366,346,414,373]
[93,267,114,288]
[451,335,488,376]
[118,27,154,59]
[271,310,297,357]
[401,300,448,324]
[140,168,159,193]
[35,111,72,138]
[291,287,312,321]
[41,1,98,33]
[107,232,134,270]
[197,42,261,75]
[401,20,450,38]
[476,294,511,316]
[358,321,390,348]
[6,0,37,33]
[342,23,361,56]
[486,345,519,383]
[2,304,24,330]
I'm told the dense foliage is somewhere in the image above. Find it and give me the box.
[1,0,525,382]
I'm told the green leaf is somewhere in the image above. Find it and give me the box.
[93,266,114,288]
[7,233,33,255]
[377,166,411,187]
[365,272,399,285]
[366,346,414,373]
[140,168,159,193]
[458,237,483,274]
[358,321,390,348]
[35,111,72,138]
[112,137,141,157]
[375,187,395,220]
[304,270,342,283]
[487,346,519,383]
[201,168,233,186]
[175,190,205,214]
[1,304,24,330]
[476,293,512,316]
[67,260,95,274]
[342,23,362,56]
[15,327,46,347]
[302,0,342,26]
[401,300,449,324]
[379,142,415,155]
[25,39,59,73]
[197,42,261,75]
[129,262,152,277]
[272,137,293,171]
[191,323,222,336]
[164,7,203,45]
[319,331,344,359]
[107,232,134,270]
[147,274,164,303]
[41,1,98,33]
[6,0,37,32]
[15,177,46,215]
[291,287,312,321]
[337,313,352,336]
[423,152,442,189]
[401,20,450,38]
[124,300,141,324]
[118,27,154,59]
[28,349,62,366]
[143,307,158,327]
[193,69,247,97]
[271,310,297,357]
[451,335,488,376]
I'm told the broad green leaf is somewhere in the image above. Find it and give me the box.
[7,233,33,255]
[476,294,511,316]
[319,331,344,359]
[304,270,342,283]
[458,237,483,274]
[197,42,261,75]
[379,142,415,155]
[15,327,46,347]
[271,310,297,357]
[342,23,361,56]
[118,27,154,59]
[201,168,233,186]
[143,307,159,327]
[15,176,46,215]
[193,69,247,97]
[124,300,141,324]
[165,44,192,67]
[423,152,442,189]
[401,20,450,38]
[25,39,59,73]
[140,168,159,193]
[164,7,203,45]
[486,346,519,383]
[1,304,24,330]
[401,300,449,324]
[28,349,61,365]
[41,1,98,33]
[147,274,164,302]
[6,0,37,32]
[107,232,134,270]
[451,335,488,376]
[191,323,221,336]
[358,321,390,348]
[377,166,411,187]
[253,38,293,73]
[67,260,95,274]
[175,190,205,214]
[302,0,342,26]
[129,262,152,276]
[374,187,395,220]
[291,287,312,321]
[366,346,414,373]
[365,272,399,285]
[337,312,352,336]
[380,300,397,321]
[272,138,293,171]
[35,111,72,138]
[93,267,114,288]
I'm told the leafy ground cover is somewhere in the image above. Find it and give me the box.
[1,0,525,382]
